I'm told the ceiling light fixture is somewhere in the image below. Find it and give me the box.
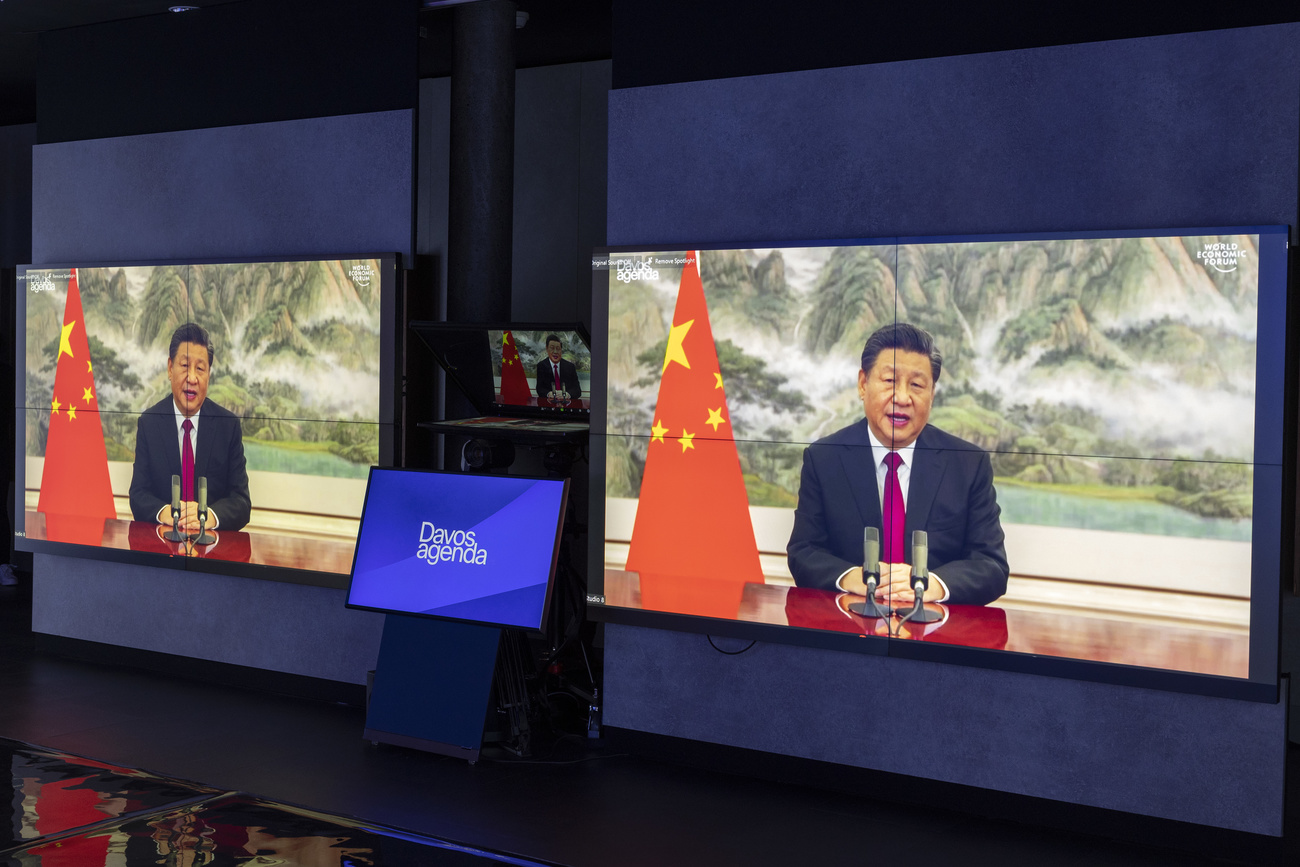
[169,5,200,11]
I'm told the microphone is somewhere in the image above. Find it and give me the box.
[865,526,879,578]
[163,474,187,542]
[193,476,215,545]
[897,530,942,624]
[911,530,928,591]
[847,527,893,620]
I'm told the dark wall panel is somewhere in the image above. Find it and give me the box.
[32,110,413,264]
[38,0,418,144]
[609,26,1300,247]
[29,109,413,682]
[613,0,1300,89]
[512,61,610,324]
[32,553,385,684]
[417,61,610,326]
[607,625,1288,833]
[0,124,35,268]
[604,24,1299,833]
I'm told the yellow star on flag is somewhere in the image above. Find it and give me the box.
[662,319,694,373]
[706,407,726,431]
[58,321,76,359]
[504,357,512,366]
[714,372,723,389]
[651,419,668,444]
[51,396,61,416]
[67,405,77,421]
[679,429,695,453]
[82,386,94,403]
[87,359,93,373]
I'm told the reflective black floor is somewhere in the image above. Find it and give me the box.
[1,581,1297,867]
[0,739,560,866]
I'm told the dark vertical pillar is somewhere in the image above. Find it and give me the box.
[447,0,515,323]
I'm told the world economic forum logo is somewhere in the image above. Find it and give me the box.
[416,522,488,565]
[1197,242,1247,273]
[349,263,374,287]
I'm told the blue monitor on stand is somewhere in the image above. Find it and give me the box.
[349,468,569,760]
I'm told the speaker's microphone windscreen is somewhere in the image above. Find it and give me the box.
[863,527,880,575]
[197,476,208,517]
[911,530,928,579]
[171,475,181,513]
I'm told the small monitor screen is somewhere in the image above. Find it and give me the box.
[347,468,569,631]
[489,328,591,413]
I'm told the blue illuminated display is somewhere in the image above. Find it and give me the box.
[347,469,567,631]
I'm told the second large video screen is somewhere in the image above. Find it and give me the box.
[592,228,1287,695]
[14,255,398,585]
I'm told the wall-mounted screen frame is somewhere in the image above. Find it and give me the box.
[588,228,1289,701]
[13,253,401,589]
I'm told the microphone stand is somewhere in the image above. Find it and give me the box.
[847,527,893,620]
[895,571,943,625]
[193,476,216,545]
[896,530,942,625]
[848,569,894,620]
[164,502,187,542]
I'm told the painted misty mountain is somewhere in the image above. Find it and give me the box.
[26,260,383,473]
[606,236,1256,523]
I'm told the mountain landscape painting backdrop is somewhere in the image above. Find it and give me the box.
[25,259,384,479]
[605,235,1258,541]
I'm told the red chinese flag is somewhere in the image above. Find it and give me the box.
[499,329,532,405]
[626,253,764,619]
[36,269,117,545]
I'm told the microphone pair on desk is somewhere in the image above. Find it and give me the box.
[163,473,216,545]
[846,527,943,625]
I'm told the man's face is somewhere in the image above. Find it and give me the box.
[547,340,563,363]
[859,349,934,449]
[168,341,210,418]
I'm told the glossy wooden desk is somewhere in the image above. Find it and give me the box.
[24,511,355,575]
[604,569,1248,679]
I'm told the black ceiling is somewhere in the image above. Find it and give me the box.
[4,0,1300,129]
[0,0,613,127]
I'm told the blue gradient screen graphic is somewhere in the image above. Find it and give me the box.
[347,469,566,630]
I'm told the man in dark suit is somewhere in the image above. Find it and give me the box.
[534,333,583,400]
[129,323,251,533]
[787,323,1008,606]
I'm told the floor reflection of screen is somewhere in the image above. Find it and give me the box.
[593,229,1287,685]
[347,468,568,631]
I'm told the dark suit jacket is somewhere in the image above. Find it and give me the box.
[534,357,582,399]
[128,396,252,531]
[787,420,1008,605]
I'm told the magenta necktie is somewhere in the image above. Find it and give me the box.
[553,362,561,391]
[181,419,195,502]
[883,451,905,563]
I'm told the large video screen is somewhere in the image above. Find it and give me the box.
[346,468,568,631]
[13,255,399,586]
[590,229,1288,697]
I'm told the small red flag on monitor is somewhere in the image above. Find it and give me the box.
[625,252,764,619]
[499,330,532,406]
[36,269,118,545]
